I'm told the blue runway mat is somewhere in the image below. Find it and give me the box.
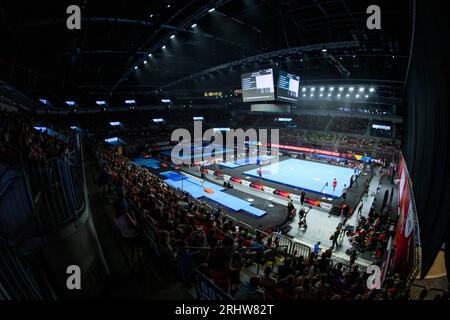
[161,146,235,161]
[133,158,161,169]
[244,158,354,198]
[163,175,266,217]
[220,155,275,169]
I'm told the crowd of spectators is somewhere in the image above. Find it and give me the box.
[95,143,407,300]
[0,109,76,165]
[328,117,370,135]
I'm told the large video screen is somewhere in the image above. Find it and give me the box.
[241,69,275,102]
[277,71,300,103]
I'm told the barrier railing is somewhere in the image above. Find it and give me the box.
[25,136,85,232]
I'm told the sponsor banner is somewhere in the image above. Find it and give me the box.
[319,202,333,211]
[207,170,215,176]
[289,194,301,202]
[214,171,224,178]
[230,177,242,184]
[223,174,231,181]
[264,186,276,194]
[241,180,252,187]
[250,183,264,190]
[274,190,290,198]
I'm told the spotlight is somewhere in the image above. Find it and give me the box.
[167,4,171,8]
[150,14,153,18]
[321,48,327,53]
[144,60,147,64]
[337,94,341,98]
[359,87,365,92]
[329,87,335,91]
[349,87,355,92]
[365,95,369,98]
[328,93,332,97]
[319,94,323,97]
[310,87,315,92]
[320,87,325,91]
[162,45,166,49]
[303,94,306,97]
[369,88,375,93]
[346,94,350,97]
[356,94,360,98]
[191,23,197,28]
[170,35,175,39]
[310,94,314,97]
[339,87,344,92]
[148,53,152,57]
[208,8,215,12]
[302,88,307,92]
[134,66,138,70]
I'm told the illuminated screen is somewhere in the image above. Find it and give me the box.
[241,69,275,102]
[277,71,300,103]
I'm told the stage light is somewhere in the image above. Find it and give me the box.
[339,87,344,91]
[191,23,197,28]
[369,87,375,93]
[170,35,175,39]
[349,87,355,92]
[208,8,215,12]
[162,45,166,49]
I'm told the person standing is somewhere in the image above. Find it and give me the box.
[342,184,348,200]
[332,178,337,192]
[300,190,306,206]
[357,201,363,217]
[349,175,354,188]
[330,228,340,251]
[314,241,321,255]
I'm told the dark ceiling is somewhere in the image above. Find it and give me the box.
[0,0,412,107]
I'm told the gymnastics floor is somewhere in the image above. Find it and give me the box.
[244,158,354,198]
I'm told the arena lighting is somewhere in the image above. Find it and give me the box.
[191,23,197,28]
[134,66,138,70]
[337,94,341,98]
[39,99,48,105]
[328,93,332,97]
[162,45,166,49]
[161,99,172,103]
[369,87,375,93]
[167,4,171,8]
[310,93,314,97]
[150,14,153,18]
[208,8,215,12]
[302,94,306,97]
[125,99,136,104]
[320,87,324,91]
[321,48,327,52]
[302,87,307,92]
[359,87,365,92]
[144,60,147,64]
[349,87,355,92]
[95,100,106,106]
[319,94,323,97]
[329,87,335,91]
[310,87,315,92]
[339,87,344,91]
[356,94,360,98]
[65,100,76,106]
[170,35,175,39]
[346,94,350,97]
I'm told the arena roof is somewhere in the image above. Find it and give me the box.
[0,0,412,107]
